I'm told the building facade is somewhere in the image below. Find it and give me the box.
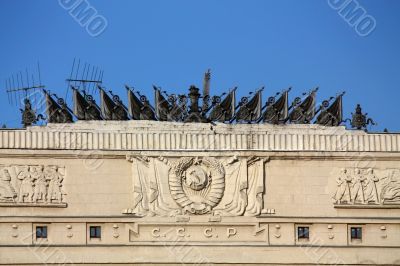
[0,121,399,265]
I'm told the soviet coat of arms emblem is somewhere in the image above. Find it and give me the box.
[125,155,266,217]
[169,157,225,215]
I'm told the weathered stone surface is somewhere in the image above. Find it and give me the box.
[0,121,399,265]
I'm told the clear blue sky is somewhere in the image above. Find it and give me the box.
[0,0,399,131]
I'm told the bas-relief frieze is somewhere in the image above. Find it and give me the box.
[333,168,400,207]
[124,155,269,217]
[0,165,66,206]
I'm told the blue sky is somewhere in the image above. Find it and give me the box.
[0,0,399,131]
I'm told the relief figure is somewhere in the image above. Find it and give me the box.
[46,166,64,203]
[0,168,17,202]
[351,168,366,204]
[363,168,379,204]
[18,167,35,203]
[33,166,47,202]
[333,167,400,206]
[0,164,66,206]
[333,168,350,204]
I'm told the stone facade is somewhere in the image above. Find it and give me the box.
[0,121,399,265]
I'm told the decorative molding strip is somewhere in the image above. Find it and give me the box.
[334,205,400,209]
[0,202,67,208]
[0,122,398,152]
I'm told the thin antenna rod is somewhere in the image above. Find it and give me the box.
[81,63,87,80]
[87,65,95,94]
[19,72,24,88]
[15,74,20,105]
[100,70,104,93]
[10,78,14,104]
[85,63,91,81]
[89,65,95,84]
[75,59,81,87]
[81,63,87,90]
[19,72,24,104]
[12,75,16,105]
[93,68,101,94]
[25,68,29,98]
[90,67,98,94]
[6,79,10,104]
[66,58,76,99]
[93,69,99,95]
[31,74,36,110]
[37,62,42,86]
[31,74,35,87]
[94,67,100,93]
[11,79,15,104]
[97,70,104,95]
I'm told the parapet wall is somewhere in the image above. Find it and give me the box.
[0,121,398,152]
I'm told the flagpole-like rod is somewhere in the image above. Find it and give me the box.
[108,89,129,111]
[125,84,134,93]
[205,88,232,114]
[50,91,76,118]
[229,86,263,123]
[260,86,291,114]
[202,69,211,114]
[314,91,345,118]
[314,96,335,118]
[284,86,319,123]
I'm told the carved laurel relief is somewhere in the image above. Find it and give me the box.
[333,168,400,206]
[0,165,66,206]
[124,155,267,217]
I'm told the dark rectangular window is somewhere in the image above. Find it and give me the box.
[90,226,101,239]
[298,226,309,239]
[36,226,47,239]
[351,227,362,240]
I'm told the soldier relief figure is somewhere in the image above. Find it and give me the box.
[363,168,380,203]
[33,166,47,202]
[351,168,366,204]
[333,168,400,205]
[0,168,17,202]
[0,165,65,205]
[332,169,351,204]
[18,166,35,203]
[47,166,64,203]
